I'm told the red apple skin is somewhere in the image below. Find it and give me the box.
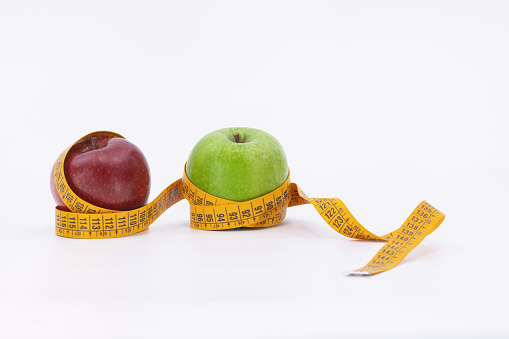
[50,137,150,211]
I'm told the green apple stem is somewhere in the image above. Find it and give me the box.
[233,133,242,143]
[91,137,97,150]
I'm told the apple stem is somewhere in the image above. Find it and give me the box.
[233,133,242,143]
[91,137,98,150]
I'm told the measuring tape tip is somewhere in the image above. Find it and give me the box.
[345,270,372,277]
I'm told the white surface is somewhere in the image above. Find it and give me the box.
[1,1,508,338]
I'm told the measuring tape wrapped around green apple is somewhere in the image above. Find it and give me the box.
[51,129,445,275]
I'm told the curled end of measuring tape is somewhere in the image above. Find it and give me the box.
[53,131,446,275]
[348,201,446,275]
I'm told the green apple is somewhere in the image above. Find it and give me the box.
[186,127,289,202]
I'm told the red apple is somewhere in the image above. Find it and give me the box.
[50,137,151,211]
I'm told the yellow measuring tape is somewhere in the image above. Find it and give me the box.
[54,131,445,275]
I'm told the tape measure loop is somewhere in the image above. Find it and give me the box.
[182,167,292,230]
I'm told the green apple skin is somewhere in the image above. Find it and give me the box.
[186,127,289,202]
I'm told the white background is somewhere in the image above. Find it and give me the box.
[1,1,508,338]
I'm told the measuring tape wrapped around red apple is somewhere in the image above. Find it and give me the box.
[52,130,445,275]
